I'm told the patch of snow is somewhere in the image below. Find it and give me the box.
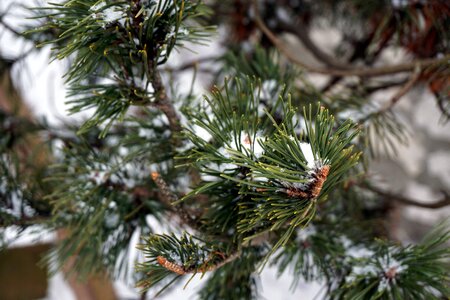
[299,142,315,169]
[90,1,107,12]
[193,124,213,142]
[260,79,278,101]
[296,225,316,242]
[229,131,266,159]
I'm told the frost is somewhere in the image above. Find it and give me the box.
[201,161,237,181]
[377,277,391,292]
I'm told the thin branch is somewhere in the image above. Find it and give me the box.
[366,185,450,209]
[363,78,409,94]
[150,69,183,134]
[151,172,202,229]
[0,17,22,37]
[277,20,350,70]
[163,55,218,73]
[366,66,422,118]
[387,66,422,106]
[251,0,450,77]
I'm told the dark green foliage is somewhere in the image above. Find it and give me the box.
[44,135,163,277]
[136,232,236,293]
[181,77,360,256]
[333,222,450,299]
[28,0,212,135]
[1,0,449,299]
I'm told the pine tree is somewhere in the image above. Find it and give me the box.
[1,0,449,299]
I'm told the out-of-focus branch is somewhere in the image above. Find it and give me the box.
[164,55,218,73]
[366,185,450,209]
[277,20,350,70]
[0,17,22,36]
[387,66,422,105]
[252,0,450,77]
[368,66,422,116]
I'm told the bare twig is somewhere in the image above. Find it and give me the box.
[150,172,202,229]
[251,0,450,77]
[366,185,450,209]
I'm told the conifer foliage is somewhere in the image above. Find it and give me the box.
[1,0,449,299]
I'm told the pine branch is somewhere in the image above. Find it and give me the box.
[251,0,450,77]
[156,250,241,274]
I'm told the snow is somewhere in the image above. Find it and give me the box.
[90,2,106,12]
[260,79,278,101]
[299,142,315,169]
[378,254,407,274]
[90,3,127,27]
[229,131,266,159]
[296,225,317,242]
[193,124,213,142]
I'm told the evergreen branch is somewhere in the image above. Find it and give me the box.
[156,250,241,274]
[366,185,450,209]
[251,0,450,77]
[137,233,240,292]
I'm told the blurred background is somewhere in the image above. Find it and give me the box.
[1,0,449,299]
